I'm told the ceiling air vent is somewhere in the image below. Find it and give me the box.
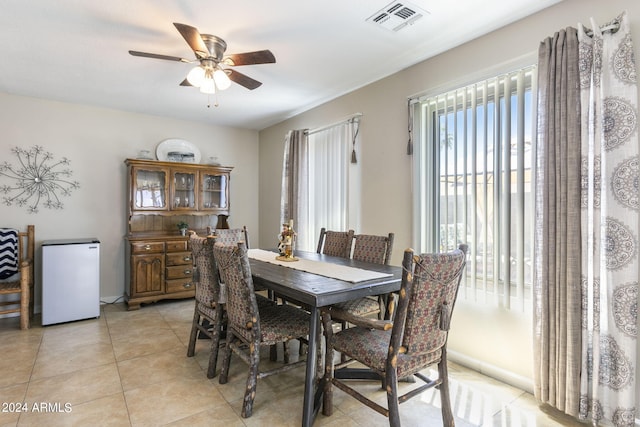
[366,1,429,32]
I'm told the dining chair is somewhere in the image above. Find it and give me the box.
[186,233,225,378]
[331,232,395,320]
[214,225,279,305]
[214,241,311,418]
[0,225,35,330]
[322,244,468,427]
[187,232,274,378]
[316,227,354,258]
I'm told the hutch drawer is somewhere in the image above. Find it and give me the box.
[131,241,165,254]
[166,251,192,266]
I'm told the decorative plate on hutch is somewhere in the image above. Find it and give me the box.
[156,139,201,163]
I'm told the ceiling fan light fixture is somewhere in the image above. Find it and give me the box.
[199,77,216,94]
[129,23,275,94]
[187,66,205,87]
[213,68,231,90]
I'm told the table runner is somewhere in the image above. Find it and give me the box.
[247,249,393,283]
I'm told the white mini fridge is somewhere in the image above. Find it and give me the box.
[42,238,100,325]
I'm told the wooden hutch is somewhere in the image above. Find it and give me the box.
[124,158,232,310]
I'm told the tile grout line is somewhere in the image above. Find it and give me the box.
[104,304,134,427]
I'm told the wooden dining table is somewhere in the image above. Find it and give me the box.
[248,249,403,427]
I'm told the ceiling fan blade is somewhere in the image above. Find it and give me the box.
[179,78,192,87]
[224,50,276,66]
[228,69,262,90]
[129,50,191,63]
[173,23,209,58]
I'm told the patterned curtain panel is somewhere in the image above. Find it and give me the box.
[577,11,638,426]
[535,11,638,427]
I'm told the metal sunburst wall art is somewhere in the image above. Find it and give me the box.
[0,146,80,214]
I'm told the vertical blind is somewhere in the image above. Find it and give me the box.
[412,65,536,310]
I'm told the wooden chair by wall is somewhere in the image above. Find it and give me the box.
[0,225,35,330]
[322,244,468,427]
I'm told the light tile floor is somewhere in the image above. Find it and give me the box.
[0,299,585,427]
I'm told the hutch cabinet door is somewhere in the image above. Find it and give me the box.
[199,171,229,212]
[131,253,165,295]
[171,169,198,211]
[131,165,169,211]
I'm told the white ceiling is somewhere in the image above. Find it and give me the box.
[0,0,561,130]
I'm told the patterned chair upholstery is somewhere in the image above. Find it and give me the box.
[215,241,311,418]
[352,233,394,265]
[215,225,278,303]
[187,231,272,378]
[0,225,34,330]
[322,244,468,427]
[330,232,394,321]
[214,226,249,247]
[186,234,225,378]
[316,228,354,258]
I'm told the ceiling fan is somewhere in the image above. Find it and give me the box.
[129,23,276,95]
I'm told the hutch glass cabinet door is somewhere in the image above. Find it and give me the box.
[200,172,228,211]
[132,166,168,211]
[171,170,197,210]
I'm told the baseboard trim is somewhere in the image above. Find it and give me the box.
[448,351,640,426]
[447,349,534,394]
[99,295,126,305]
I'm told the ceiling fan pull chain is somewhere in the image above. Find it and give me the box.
[206,93,220,108]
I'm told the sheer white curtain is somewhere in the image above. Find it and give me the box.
[281,118,361,252]
[577,12,638,426]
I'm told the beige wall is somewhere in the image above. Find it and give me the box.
[0,92,260,307]
[0,0,636,415]
[258,0,640,410]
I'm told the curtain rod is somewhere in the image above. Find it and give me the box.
[305,113,363,135]
[584,20,620,37]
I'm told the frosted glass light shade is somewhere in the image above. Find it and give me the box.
[199,78,216,94]
[213,69,231,90]
[187,66,205,87]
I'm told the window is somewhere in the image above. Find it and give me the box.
[412,66,536,310]
[292,119,361,252]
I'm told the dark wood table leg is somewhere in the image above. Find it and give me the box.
[302,307,320,427]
